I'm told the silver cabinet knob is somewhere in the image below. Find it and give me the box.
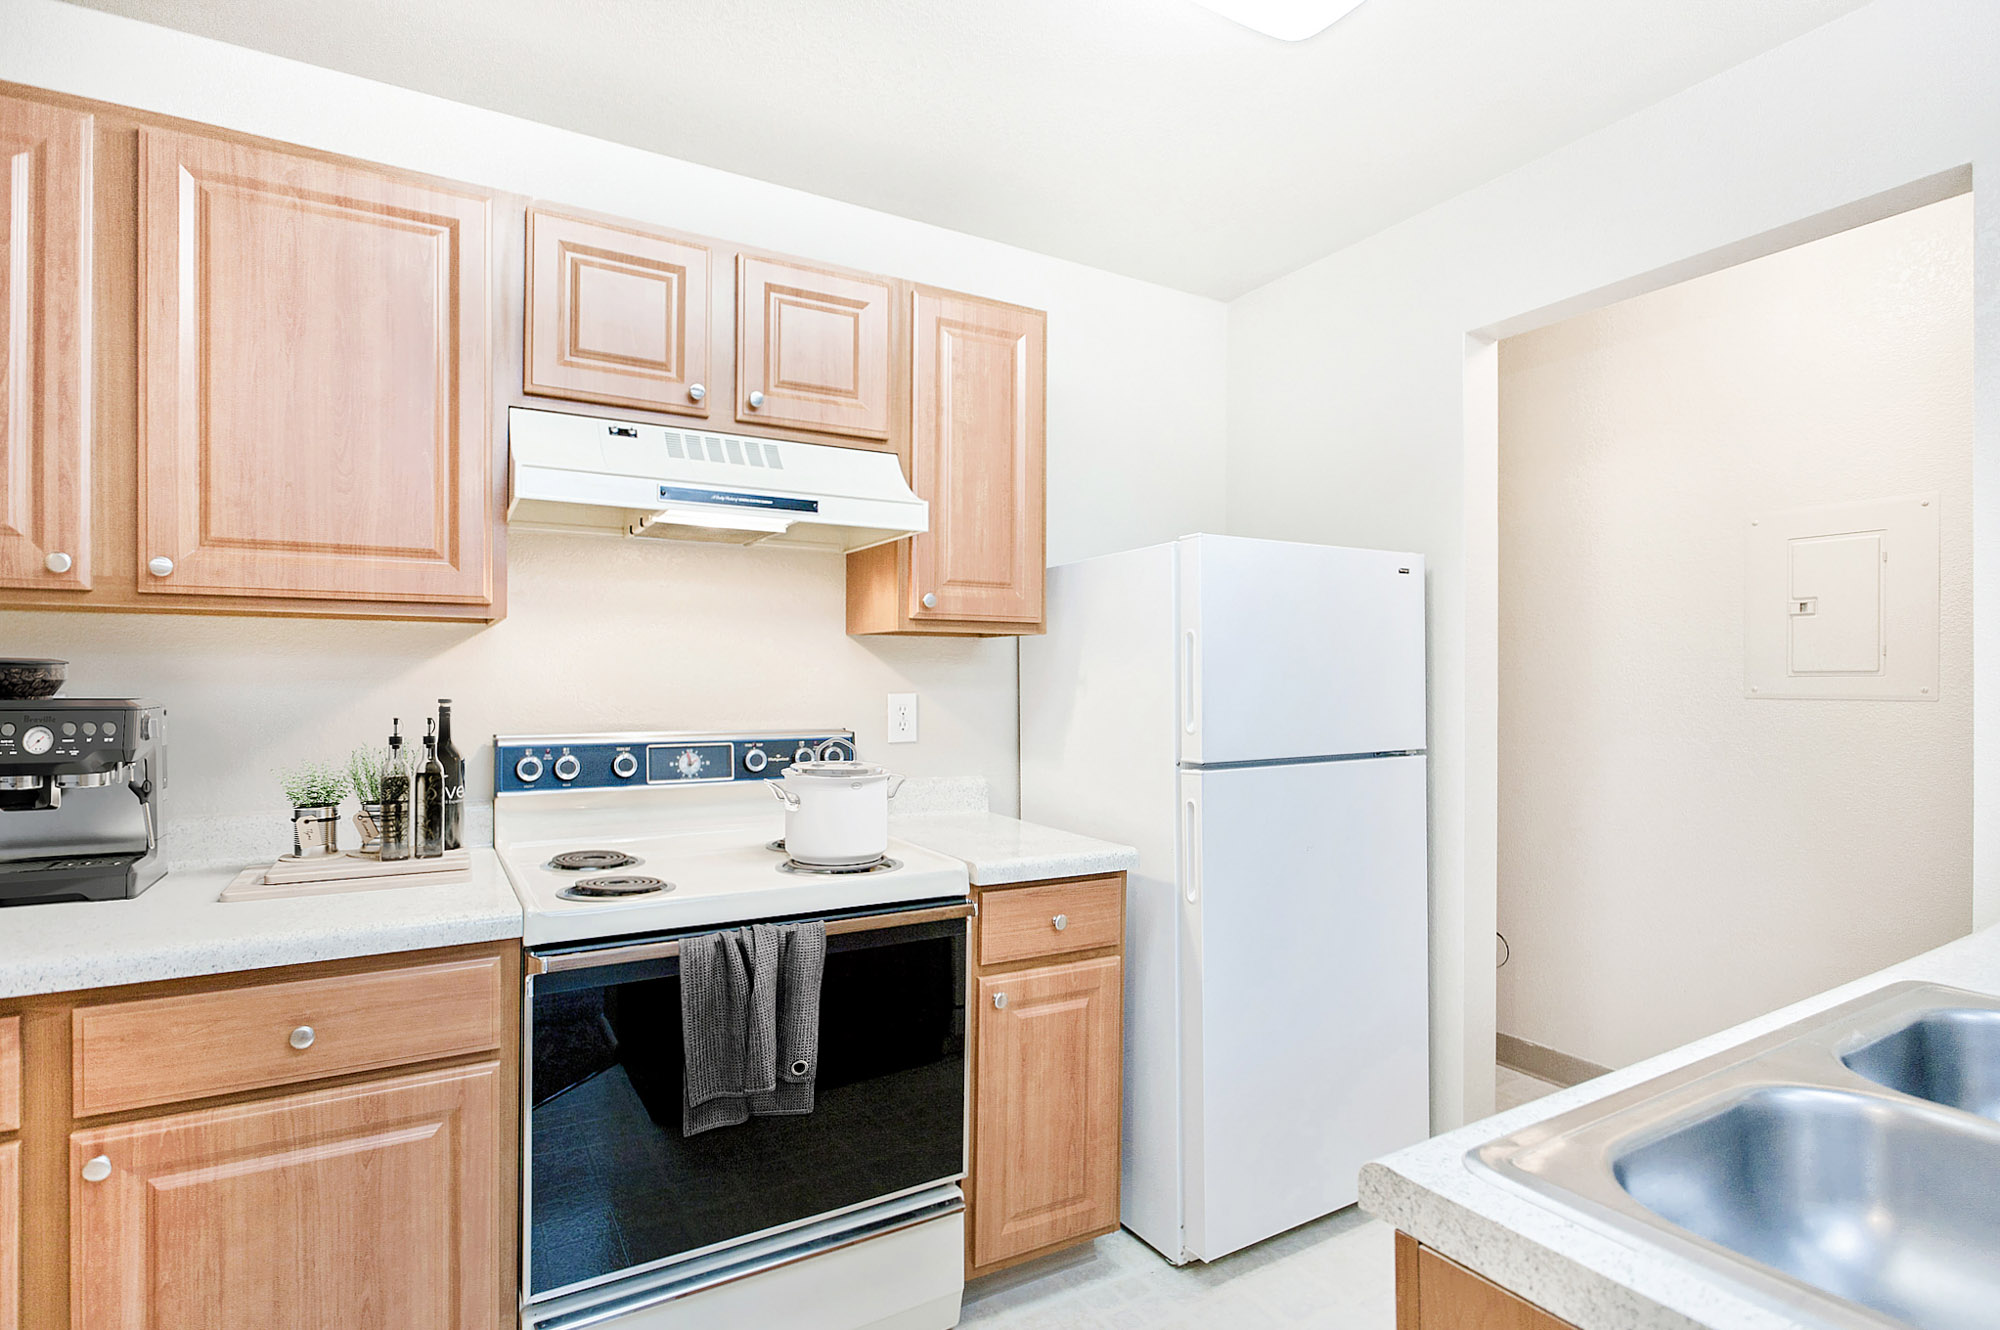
[45,551,73,574]
[687,382,706,402]
[992,992,1008,1010]
[147,556,174,578]
[289,1025,316,1051]
[921,592,938,610]
[82,1155,112,1183]
[746,390,765,409]
[1053,914,1069,932]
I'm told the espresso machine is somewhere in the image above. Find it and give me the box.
[0,698,167,906]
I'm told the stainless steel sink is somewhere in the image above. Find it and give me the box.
[1473,982,2000,1330]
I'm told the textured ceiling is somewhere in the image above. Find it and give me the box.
[65,0,1874,299]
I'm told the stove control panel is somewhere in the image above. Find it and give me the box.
[494,731,857,794]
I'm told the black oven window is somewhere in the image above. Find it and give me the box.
[529,922,966,1298]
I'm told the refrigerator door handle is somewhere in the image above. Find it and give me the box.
[1182,797,1200,903]
[1182,629,1199,737]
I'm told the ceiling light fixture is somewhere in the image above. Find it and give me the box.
[1187,0,1369,42]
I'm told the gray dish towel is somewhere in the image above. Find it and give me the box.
[680,921,828,1136]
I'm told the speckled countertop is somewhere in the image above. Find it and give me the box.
[891,811,1138,887]
[1361,922,2000,1330]
[0,850,523,1000]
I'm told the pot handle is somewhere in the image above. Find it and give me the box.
[768,780,800,810]
[886,776,906,799]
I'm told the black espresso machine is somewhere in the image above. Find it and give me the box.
[0,698,167,906]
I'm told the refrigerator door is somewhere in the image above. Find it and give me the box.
[1179,754,1429,1262]
[1178,535,1426,766]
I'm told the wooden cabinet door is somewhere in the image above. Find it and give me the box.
[0,93,92,593]
[737,255,894,440]
[0,1139,16,1330]
[972,956,1121,1268]
[70,1061,504,1330]
[137,127,493,604]
[525,206,712,417]
[908,290,1045,625]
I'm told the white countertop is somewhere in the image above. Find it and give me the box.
[890,811,1138,886]
[1360,922,2000,1330]
[0,851,524,1000]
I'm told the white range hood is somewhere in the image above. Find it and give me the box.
[506,406,927,552]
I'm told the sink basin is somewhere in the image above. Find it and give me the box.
[1473,982,2000,1330]
[1614,1085,2000,1330]
[1843,1008,2000,1121]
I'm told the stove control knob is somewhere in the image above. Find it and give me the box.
[553,753,582,782]
[743,747,768,773]
[816,738,854,762]
[794,744,815,766]
[611,751,640,780]
[514,754,544,784]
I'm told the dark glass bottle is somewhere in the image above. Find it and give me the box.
[437,699,464,851]
[416,719,446,859]
[378,722,412,861]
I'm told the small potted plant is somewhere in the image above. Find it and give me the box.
[280,760,350,859]
[347,745,389,856]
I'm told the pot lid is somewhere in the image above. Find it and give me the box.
[784,760,896,782]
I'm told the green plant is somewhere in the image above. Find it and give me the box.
[279,760,349,809]
[347,745,388,803]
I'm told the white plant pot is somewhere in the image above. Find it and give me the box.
[770,761,905,866]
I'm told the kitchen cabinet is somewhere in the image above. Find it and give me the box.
[736,255,897,441]
[138,126,494,606]
[1,1139,16,1330]
[0,940,517,1330]
[1396,1233,1577,1330]
[70,1062,504,1330]
[967,873,1124,1277]
[847,288,1046,636]
[0,1017,17,1134]
[0,93,92,594]
[525,206,713,417]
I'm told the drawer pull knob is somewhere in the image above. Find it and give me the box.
[1052,914,1069,931]
[289,1025,316,1051]
[82,1155,112,1183]
[45,551,73,574]
[687,382,706,402]
[993,992,1008,1010]
[747,390,765,409]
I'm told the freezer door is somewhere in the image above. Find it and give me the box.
[1180,755,1429,1262]
[1179,535,1426,765]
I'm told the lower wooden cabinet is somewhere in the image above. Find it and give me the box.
[70,1062,504,1330]
[1396,1232,1577,1330]
[1,1139,17,1330]
[966,873,1125,1278]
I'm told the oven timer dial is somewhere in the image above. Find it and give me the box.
[553,753,582,782]
[674,748,707,778]
[514,754,544,784]
[743,746,768,773]
[611,751,639,780]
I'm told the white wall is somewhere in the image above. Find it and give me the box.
[1227,0,2000,1128]
[0,0,1228,837]
[1498,196,1974,1071]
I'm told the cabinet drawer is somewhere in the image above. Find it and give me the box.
[0,1016,17,1133]
[979,878,1123,966]
[73,956,508,1116]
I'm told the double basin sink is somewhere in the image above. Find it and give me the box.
[1474,983,2000,1330]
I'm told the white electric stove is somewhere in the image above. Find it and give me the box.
[495,729,971,1330]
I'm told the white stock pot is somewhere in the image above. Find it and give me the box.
[769,760,906,866]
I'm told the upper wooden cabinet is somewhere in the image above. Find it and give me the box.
[525,206,712,417]
[70,1062,505,1330]
[736,255,896,441]
[848,288,1047,636]
[0,93,92,594]
[137,127,494,605]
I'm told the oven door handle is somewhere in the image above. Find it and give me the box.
[525,900,977,975]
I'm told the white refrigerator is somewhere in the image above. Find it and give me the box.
[1021,534,1430,1265]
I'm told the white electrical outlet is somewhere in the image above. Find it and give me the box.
[887,692,918,743]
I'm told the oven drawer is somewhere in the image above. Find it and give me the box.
[73,955,508,1116]
[978,877,1123,966]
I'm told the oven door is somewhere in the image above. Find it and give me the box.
[523,900,970,1307]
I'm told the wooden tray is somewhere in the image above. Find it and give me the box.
[263,848,470,885]
[219,861,471,903]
